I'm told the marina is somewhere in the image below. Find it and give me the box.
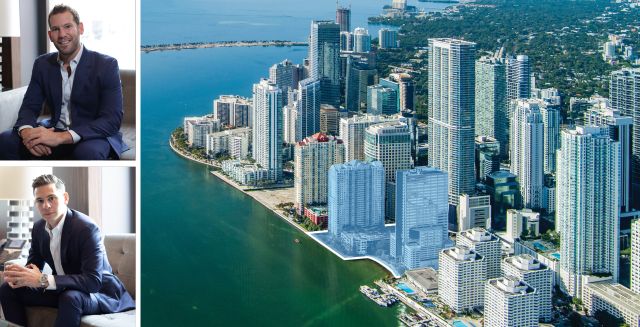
[359,285,399,307]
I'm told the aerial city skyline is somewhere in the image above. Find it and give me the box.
[172,0,640,325]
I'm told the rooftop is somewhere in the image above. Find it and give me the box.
[584,282,640,316]
[406,268,438,292]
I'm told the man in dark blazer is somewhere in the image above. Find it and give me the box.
[0,4,127,160]
[0,174,135,327]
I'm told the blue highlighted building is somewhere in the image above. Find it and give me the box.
[328,160,387,255]
[393,167,449,270]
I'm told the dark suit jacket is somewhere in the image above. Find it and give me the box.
[28,209,135,313]
[14,46,128,157]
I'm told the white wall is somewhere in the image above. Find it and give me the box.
[100,167,135,234]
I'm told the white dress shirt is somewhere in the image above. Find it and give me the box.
[44,215,67,290]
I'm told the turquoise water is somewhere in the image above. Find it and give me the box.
[532,241,549,252]
[551,252,560,260]
[452,320,469,327]
[397,283,415,294]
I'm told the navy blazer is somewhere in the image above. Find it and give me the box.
[14,47,128,157]
[28,209,135,313]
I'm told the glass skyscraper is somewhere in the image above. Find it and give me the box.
[428,38,476,206]
[309,21,341,107]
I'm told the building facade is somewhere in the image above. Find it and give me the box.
[438,246,486,313]
[457,194,491,232]
[484,277,538,327]
[378,28,398,49]
[339,114,399,161]
[367,84,398,115]
[456,228,502,280]
[510,99,544,209]
[394,167,449,270]
[557,126,620,297]
[475,56,507,156]
[503,254,553,322]
[252,79,283,182]
[428,38,476,206]
[585,101,633,213]
[309,20,341,107]
[294,133,345,213]
[328,160,386,254]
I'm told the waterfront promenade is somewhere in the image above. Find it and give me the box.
[143,40,308,53]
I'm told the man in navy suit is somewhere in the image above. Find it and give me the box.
[0,4,127,160]
[0,174,135,327]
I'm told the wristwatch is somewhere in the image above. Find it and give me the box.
[39,273,49,289]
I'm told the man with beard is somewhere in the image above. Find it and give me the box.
[0,5,127,160]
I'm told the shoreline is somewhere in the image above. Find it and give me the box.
[143,40,308,53]
[168,136,401,277]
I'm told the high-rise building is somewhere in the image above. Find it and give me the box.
[475,56,507,156]
[428,38,476,206]
[506,209,540,243]
[486,170,521,213]
[269,59,303,106]
[632,219,640,294]
[510,99,544,209]
[378,28,399,49]
[364,121,413,184]
[380,73,415,111]
[506,55,531,102]
[484,277,538,327]
[310,21,341,107]
[392,0,407,10]
[456,228,501,279]
[339,114,399,161]
[585,104,633,213]
[184,116,220,148]
[206,127,251,159]
[557,126,620,297]
[475,136,500,182]
[438,246,486,313]
[502,254,554,322]
[252,79,283,182]
[367,84,398,115]
[394,167,449,269]
[345,56,377,112]
[294,78,321,142]
[335,5,350,32]
[328,160,388,255]
[365,121,413,217]
[457,194,491,232]
[294,133,345,213]
[319,104,344,136]
[540,99,561,174]
[328,160,385,236]
[609,68,640,202]
[339,31,353,52]
[353,27,371,53]
[213,95,251,128]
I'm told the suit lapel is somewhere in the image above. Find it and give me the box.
[48,54,63,125]
[71,46,92,123]
[60,209,74,271]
